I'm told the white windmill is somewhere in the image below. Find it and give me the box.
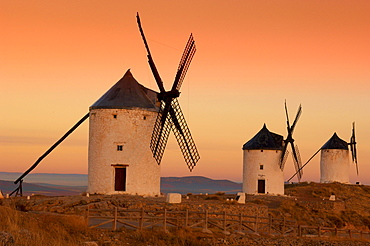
[320,123,358,183]
[88,14,200,195]
[242,102,302,195]
[242,124,285,195]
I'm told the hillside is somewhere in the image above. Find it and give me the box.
[280,182,370,230]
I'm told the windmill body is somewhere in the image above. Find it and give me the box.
[88,70,161,196]
[320,133,350,183]
[242,125,284,195]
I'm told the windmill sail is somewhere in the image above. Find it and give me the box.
[291,144,303,180]
[150,101,173,164]
[280,148,289,170]
[349,122,358,175]
[137,13,200,170]
[172,34,196,91]
[170,98,200,170]
[281,101,303,182]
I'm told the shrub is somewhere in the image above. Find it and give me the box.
[326,215,345,228]
[204,195,221,200]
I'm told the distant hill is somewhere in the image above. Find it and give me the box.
[0,172,87,186]
[0,180,86,196]
[0,172,242,196]
[161,176,242,194]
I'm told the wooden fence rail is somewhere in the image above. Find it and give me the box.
[86,207,370,240]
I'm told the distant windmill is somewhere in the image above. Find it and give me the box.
[242,101,302,195]
[320,122,358,183]
[11,14,200,197]
[287,122,358,183]
[242,124,285,195]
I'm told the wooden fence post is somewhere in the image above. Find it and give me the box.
[112,207,117,231]
[223,211,227,233]
[318,226,321,237]
[164,209,167,232]
[204,210,208,231]
[238,213,243,233]
[86,206,90,227]
[349,229,352,239]
[282,216,286,235]
[139,207,144,230]
[268,214,272,235]
[298,225,301,237]
[185,209,189,228]
[335,227,338,237]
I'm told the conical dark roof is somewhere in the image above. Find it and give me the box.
[243,124,284,150]
[90,69,158,111]
[321,132,348,150]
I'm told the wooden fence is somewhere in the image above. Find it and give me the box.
[86,207,370,240]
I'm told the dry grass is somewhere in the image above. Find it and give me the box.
[0,205,215,246]
[0,206,88,246]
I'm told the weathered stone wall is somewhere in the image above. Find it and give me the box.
[320,149,349,183]
[88,108,160,196]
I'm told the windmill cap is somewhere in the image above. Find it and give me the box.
[243,124,284,150]
[321,132,348,150]
[90,69,159,111]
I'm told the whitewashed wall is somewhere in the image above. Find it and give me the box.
[320,149,349,183]
[87,108,161,196]
[243,149,284,195]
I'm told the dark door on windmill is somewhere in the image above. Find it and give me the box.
[257,180,265,194]
[114,167,127,191]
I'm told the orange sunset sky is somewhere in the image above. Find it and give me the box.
[1,1,369,184]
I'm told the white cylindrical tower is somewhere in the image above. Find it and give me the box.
[242,124,284,195]
[87,70,161,196]
[320,133,349,183]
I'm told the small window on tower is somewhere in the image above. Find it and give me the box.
[143,116,146,120]
[113,114,117,119]
[117,145,123,151]
[260,165,264,170]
